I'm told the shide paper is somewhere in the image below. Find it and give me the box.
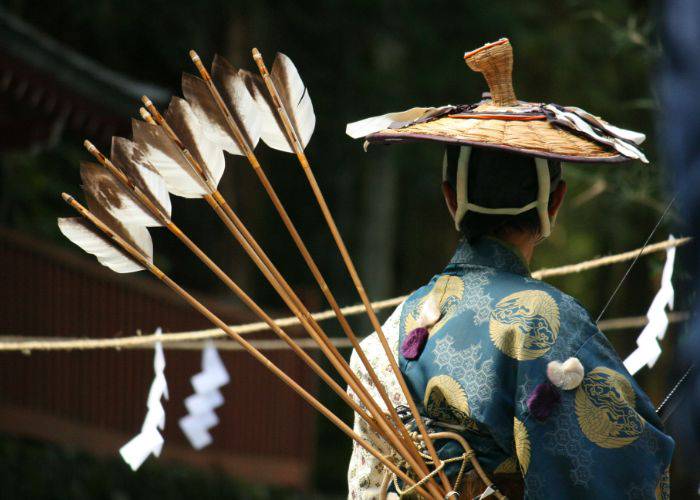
[624,236,677,375]
[120,328,169,470]
[179,340,230,449]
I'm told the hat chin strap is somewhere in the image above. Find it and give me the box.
[534,157,552,238]
[450,146,551,238]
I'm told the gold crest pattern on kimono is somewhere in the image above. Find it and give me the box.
[575,366,644,448]
[348,238,674,499]
[394,238,673,499]
[489,290,560,360]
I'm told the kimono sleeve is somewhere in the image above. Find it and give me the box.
[346,301,407,499]
[514,329,674,500]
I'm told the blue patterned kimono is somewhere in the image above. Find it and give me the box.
[397,237,674,499]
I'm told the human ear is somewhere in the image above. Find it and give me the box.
[548,180,568,218]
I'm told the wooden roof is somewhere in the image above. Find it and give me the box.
[0,7,169,149]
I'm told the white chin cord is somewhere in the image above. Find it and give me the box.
[444,146,552,238]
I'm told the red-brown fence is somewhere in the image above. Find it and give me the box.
[0,227,317,489]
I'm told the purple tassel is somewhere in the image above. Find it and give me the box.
[527,381,561,421]
[400,327,429,360]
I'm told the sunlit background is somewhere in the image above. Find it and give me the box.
[0,0,694,498]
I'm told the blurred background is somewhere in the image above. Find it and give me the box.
[0,0,695,498]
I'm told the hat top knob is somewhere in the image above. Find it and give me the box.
[464,38,518,107]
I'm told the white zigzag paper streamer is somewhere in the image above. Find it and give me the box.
[120,327,169,470]
[179,340,230,449]
[624,235,677,375]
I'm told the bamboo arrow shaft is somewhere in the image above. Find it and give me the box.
[240,164,442,490]
[139,101,378,407]
[61,193,432,498]
[143,87,399,423]
[204,199,438,483]
[212,191,358,381]
[187,53,436,488]
[83,141,386,438]
[251,48,451,494]
[201,195,390,424]
[135,101,430,476]
[189,51,441,496]
[138,100,394,429]
[204,193,439,479]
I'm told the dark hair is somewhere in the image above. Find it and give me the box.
[443,146,562,241]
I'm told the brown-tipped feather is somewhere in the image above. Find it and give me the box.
[250,52,315,153]
[234,62,291,152]
[131,117,207,199]
[163,96,225,188]
[83,192,153,259]
[58,191,152,273]
[80,160,160,227]
[211,55,261,150]
[182,72,240,154]
[111,137,172,218]
[269,53,315,150]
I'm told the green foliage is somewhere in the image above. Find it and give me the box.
[0,434,296,500]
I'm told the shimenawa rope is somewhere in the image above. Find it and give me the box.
[0,236,689,353]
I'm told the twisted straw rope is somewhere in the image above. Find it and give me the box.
[0,237,690,353]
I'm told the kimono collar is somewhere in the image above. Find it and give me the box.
[447,236,530,277]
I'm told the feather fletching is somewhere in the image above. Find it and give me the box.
[58,192,153,273]
[243,70,292,152]
[111,137,173,219]
[58,217,145,273]
[269,52,315,150]
[84,192,153,261]
[164,97,226,189]
[240,53,315,153]
[210,55,262,153]
[80,161,160,227]
[182,72,240,154]
[132,118,208,199]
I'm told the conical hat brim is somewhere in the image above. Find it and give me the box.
[366,115,626,163]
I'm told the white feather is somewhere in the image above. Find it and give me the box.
[58,217,150,273]
[165,97,226,189]
[227,70,262,149]
[346,106,454,139]
[132,119,208,199]
[210,56,263,153]
[182,73,240,154]
[80,162,160,227]
[273,53,315,149]
[137,159,173,217]
[253,53,316,153]
[111,137,172,219]
[251,82,291,153]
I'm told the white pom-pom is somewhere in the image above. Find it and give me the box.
[418,294,441,328]
[547,357,584,390]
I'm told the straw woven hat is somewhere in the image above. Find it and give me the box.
[347,38,646,164]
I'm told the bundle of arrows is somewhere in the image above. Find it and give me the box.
[58,48,500,499]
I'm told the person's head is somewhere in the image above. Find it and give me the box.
[441,145,567,245]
